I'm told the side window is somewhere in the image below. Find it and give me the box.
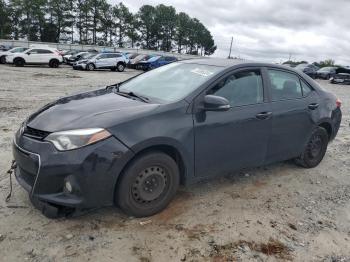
[108,54,117,58]
[37,49,53,54]
[101,54,109,59]
[268,69,302,101]
[28,49,39,54]
[209,69,264,107]
[300,80,312,96]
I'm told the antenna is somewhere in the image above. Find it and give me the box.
[228,36,233,59]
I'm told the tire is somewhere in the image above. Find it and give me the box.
[49,59,59,68]
[14,58,25,67]
[0,55,6,64]
[86,63,95,71]
[116,151,180,217]
[295,127,328,168]
[117,62,125,72]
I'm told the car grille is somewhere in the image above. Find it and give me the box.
[23,126,50,140]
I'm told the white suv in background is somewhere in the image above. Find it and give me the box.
[0,47,28,64]
[6,47,63,68]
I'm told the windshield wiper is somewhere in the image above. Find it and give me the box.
[114,88,149,103]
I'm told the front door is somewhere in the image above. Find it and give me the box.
[26,49,41,63]
[194,68,272,178]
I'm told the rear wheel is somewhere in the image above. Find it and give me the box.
[0,55,6,64]
[295,127,328,168]
[87,63,95,71]
[116,152,180,217]
[49,59,59,68]
[14,58,25,67]
[117,62,125,72]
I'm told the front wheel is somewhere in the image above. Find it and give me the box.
[0,56,6,64]
[295,127,328,168]
[86,63,95,71]
[117,63,125,72]
[116,152,180,217]
[14,58,25,67]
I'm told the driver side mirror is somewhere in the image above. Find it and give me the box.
[202,95,231,111]
[27,52,31,55]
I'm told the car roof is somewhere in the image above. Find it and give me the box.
[180,58,251,67]
[179,58,293,69]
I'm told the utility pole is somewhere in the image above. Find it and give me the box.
[228,36,233,59]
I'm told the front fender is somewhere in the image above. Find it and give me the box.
[129,137,194,184]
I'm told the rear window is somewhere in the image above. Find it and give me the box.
[268,69,302,101]
[300,80,313,96]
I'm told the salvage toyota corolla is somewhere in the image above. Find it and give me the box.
[12,59,342,218]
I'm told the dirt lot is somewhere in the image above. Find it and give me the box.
[0,64,349,262]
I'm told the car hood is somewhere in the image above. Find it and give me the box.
[26,89,160,132]
[0,51,10,55]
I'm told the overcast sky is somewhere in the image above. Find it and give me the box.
[112,0,350,65]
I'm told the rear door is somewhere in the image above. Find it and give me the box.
[194,68,272,178]
[265,68,318,163]
[37,49,54,63]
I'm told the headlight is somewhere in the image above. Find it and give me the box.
[45,128,111,151]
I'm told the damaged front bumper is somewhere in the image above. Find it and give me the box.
[12,131,133,218]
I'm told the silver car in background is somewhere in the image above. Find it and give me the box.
[73,53,128,72]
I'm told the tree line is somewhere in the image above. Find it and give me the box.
[0,0,217,55]
[283,59,336,68]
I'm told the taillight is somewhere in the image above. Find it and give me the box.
[336,98,342,108]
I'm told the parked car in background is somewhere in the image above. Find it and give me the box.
[73,52,128,72]
[126,53,139,60]
[136,56,178,71]
[316,67,337,80]
[295,63,318,78]
[0,47,28,64]
[128,54,149,69]
[0,44,12,51]
[66,51,98,65]
[13,59,342,218]
[62,50,82,63]
[330,67,350,85]
[5,47,63,67]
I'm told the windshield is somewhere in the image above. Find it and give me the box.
[319,67,334,72]
[81,53,96,59]
[119,62,223,103]
[147,56,161,62]
[296,64,308,69]
[10,47,27,53]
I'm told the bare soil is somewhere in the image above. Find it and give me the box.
[0,64,349,262]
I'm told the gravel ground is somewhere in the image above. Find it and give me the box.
[0,64,349,262]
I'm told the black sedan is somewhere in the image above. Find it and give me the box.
[12,59,342,218]
[295,63,319,78]
[316,67,337,80]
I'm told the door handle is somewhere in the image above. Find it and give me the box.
[256,112,272,120]
[308,103,319,110]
